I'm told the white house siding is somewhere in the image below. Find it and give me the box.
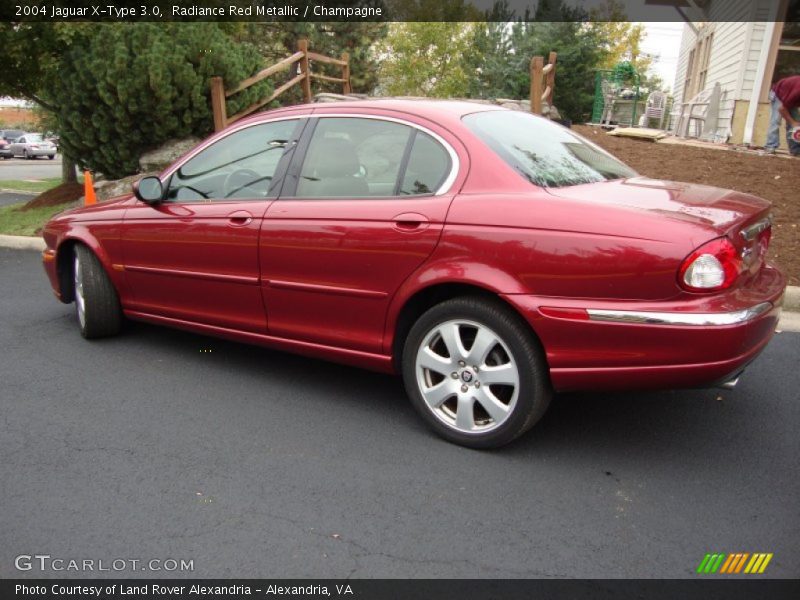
[669,0,767,139]
[704,22,749,138]
[671,23,696,111]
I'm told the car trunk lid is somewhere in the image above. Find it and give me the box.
[546,176,774,286]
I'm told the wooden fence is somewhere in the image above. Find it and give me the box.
[210,39,351,132]
[530,52,557,115]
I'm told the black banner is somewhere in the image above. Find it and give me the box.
[4,579,800,600]
[1,0,797,23]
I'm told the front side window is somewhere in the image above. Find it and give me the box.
[463,111,636,188]
[166,119,300,202]
[295,117,452,198]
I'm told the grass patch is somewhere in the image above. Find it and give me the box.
[0,177,64,194]
[0,201,77,236]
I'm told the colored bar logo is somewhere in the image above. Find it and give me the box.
[696,552,773,574]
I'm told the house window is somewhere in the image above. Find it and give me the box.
[684,30,714,100]
[771,0,800,85]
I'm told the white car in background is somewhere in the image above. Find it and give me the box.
[9,133,57,159]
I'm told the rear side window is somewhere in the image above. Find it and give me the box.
[400,132,451,195]
[294,117,453,198]
[297,117,411,198]
[462,111,636,187]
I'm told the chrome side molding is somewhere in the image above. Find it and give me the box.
[586,302,772,327]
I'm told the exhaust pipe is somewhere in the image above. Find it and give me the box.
[719,375,741,390]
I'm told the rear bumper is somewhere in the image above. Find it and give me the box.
[505,265,786,392]
[26,148,56,157]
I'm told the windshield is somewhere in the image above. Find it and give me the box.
[462,111,636,188]
[26,134,43,142]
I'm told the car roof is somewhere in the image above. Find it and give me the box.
[239,98,506,128]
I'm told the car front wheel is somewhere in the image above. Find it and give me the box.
[73,245,122,338]
[402,297,551,448]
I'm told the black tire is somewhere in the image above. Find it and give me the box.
[48,154,55,160]
[402,297,551,449]
[73,245,122,338]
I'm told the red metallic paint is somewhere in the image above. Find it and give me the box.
[41,100,786,393]
[121,200,269,333]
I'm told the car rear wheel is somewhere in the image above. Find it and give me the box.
[23,150,29,159]
[48,154,55,160]
[73,245,122,338]
[402,297,551,448]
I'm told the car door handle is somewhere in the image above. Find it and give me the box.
[227,210,253,227]
[392,213,430,232]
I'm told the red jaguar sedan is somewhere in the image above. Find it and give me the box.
[42,100,786,448]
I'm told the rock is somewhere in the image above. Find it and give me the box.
[540,101,550,115]
[94,173,157,201]
[501,102,523,111]
[314,93,361,103]
[547,105,562,121]
[139,137,202,172]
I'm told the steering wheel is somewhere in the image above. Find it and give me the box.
[223,168,264,199]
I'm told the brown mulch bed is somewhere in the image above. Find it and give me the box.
[575,125,800,286]
[21,182,83,210]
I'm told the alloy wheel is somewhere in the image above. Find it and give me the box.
[415,319,520,434]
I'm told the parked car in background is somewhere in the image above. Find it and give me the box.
[0,138,12,159]
[43,131,60,151]
[9,133,56,159]
[0,129,25,143]
[41,100,786,448]
[0,129,23,159]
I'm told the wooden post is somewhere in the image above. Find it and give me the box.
[297,38,312,103]
[546,51,557,106]
[341,52,351,95]
[530,56,543,115]
[210,76,227,132]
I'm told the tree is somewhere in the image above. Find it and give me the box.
[41,23,272,178]
[376,0,485,97]
[588,0,664,92]
[0,23,93,183]
[234,21,387,102]
[377,22,476,97]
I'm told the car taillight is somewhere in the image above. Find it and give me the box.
[678,237,742,292]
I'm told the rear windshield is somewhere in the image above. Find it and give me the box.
[26,134,43,142]
[462,111,636,187]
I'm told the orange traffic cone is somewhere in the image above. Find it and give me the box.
[84,171,96,205]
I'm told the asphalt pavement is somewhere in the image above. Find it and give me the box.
[0,191,36,207]
[0,155,62,181]
[1,247,798,579]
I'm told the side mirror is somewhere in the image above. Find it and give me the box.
[133,176,164,204]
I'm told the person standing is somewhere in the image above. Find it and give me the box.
[765,74,800,156]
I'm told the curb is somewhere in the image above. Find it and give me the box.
[0,234,798,310]
[0,188,38,196]
[0,234,45,251]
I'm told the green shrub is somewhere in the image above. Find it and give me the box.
[45,23,273,178]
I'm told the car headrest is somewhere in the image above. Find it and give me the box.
[309,138,361,178]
